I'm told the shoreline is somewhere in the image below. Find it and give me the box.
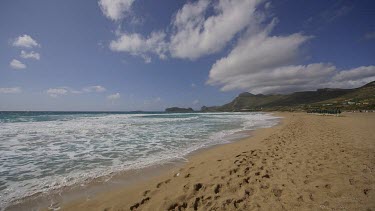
[6,112,375,210]
[5,161,185,211]
[5,113,281,211]
[60,112,374,210]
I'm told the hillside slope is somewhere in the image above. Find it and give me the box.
[201,81,375,111]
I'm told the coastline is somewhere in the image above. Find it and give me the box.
[7,112,375,210]
[4,112,280,211]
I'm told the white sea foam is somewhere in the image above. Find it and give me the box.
[0,112,279,209]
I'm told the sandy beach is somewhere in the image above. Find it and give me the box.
[54,112,375,211]
[3,1,375,210]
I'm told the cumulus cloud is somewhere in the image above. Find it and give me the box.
[109,31,167,62]
[107,93,121,100]
[264,2,271,9]
[0,87,22,94]
[107,0,264,62]
[218,63,337,94]
[209,57,375,94]
[10,59,27,69]
[332,66,375,82]
[104,0,374,92]
[169,0,262,59]
[206,4,375,94]
[208,22,311,91]
[20,50,40,60]
[47,88,68,98]
[12,34,40,48]
[99,0,135,21]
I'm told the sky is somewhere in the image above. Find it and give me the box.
[0,0,374,111]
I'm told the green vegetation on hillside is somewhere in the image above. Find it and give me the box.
[201,81,375,112]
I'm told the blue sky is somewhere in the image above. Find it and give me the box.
[1,0,374,111]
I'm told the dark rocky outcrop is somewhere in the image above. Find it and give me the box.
[165,107,194,113]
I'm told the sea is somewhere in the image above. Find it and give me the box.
[0,111,279,209]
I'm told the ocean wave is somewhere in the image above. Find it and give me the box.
[0,112,279,209]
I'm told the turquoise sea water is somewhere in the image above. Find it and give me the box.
[0,111,279,209]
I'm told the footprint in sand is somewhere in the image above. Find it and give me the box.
[262,174,270,179]
[168,202,187,211]
[272,188,283,197]
[214,184,222,194]
[194,183,203,191]
[143,190,150,196]
[156,179,171,188]
[363,189,370,195]
[130,197,150,210]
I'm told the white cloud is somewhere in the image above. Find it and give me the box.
[109,31,167,62]
[226,63,337,94]
[169,0,262,59]
[47,88,68,98]
[333,66,375,82]
[10,59,27,69]
[20,50,40,60]
[83,85,107,93]
[193,99,200,105]
[206,7,375,94]
[264,2,271,9]
[13,34,40,48]
[207,19,312,93]
[107,0,265,61]
[191,83,197,88]
[142,55,152,63]
[0,87,22,94]
[98,0,135,21]
[107,93,121,100]
[103,0,374,93]
[209,59,375,94]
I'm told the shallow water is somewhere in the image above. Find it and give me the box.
[0,111,279,209]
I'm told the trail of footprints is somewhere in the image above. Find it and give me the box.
[128,148,285,211]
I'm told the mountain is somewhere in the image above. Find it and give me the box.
[201,81,375,112]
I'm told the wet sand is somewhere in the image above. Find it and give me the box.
[23,112,375,210]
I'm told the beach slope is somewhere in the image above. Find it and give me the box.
[63,112,375,210]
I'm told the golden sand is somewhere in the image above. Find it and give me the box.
[58,112,375,210]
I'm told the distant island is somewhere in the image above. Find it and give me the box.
[165,107,194,113]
